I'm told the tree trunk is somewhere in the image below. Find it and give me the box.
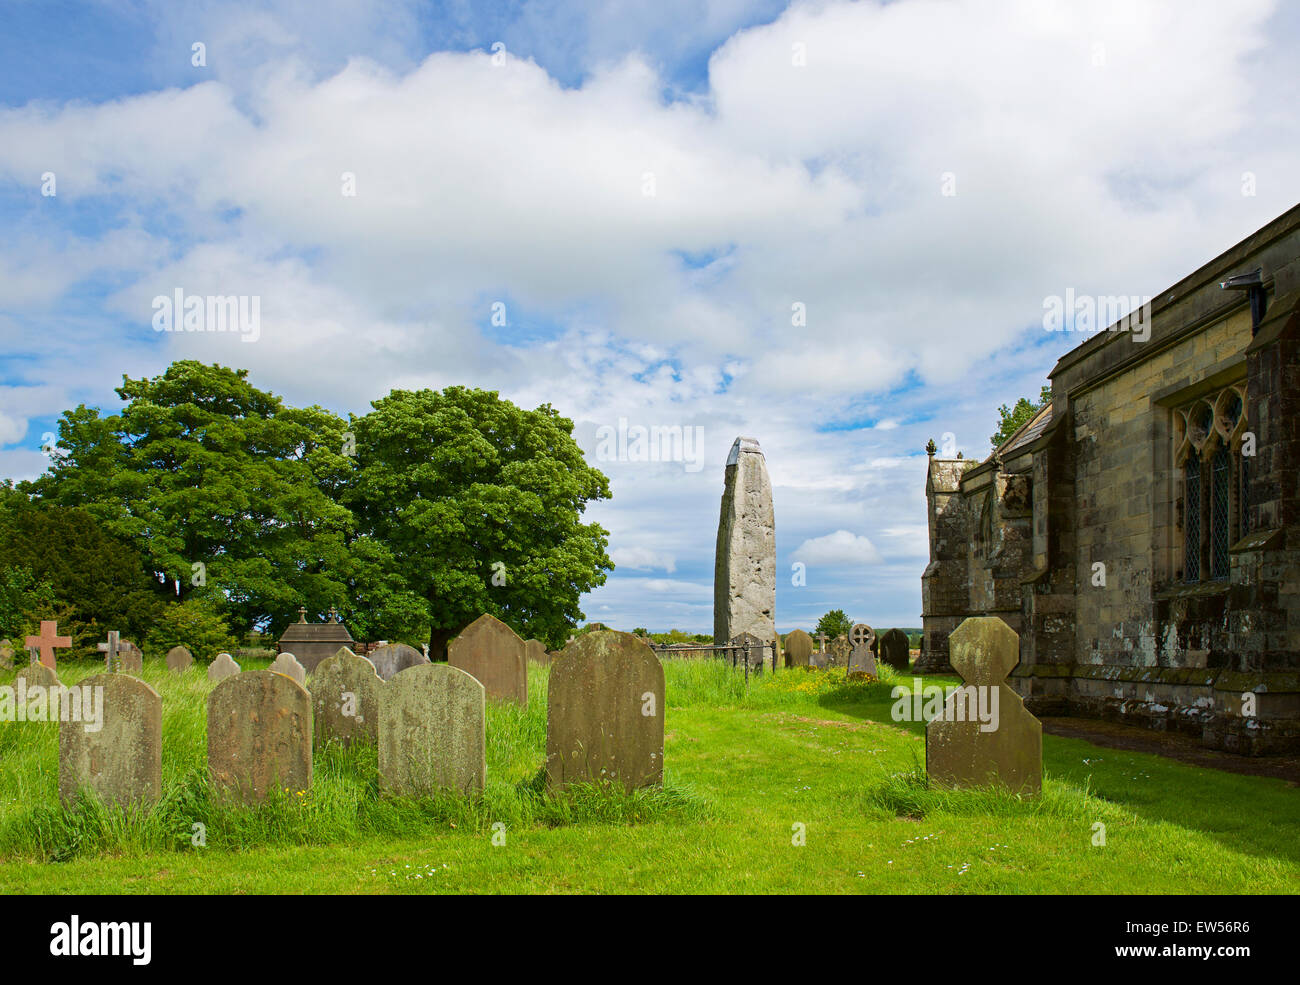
[428,626,454,662]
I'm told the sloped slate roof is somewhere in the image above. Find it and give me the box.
[996,402,1053,459]
[279,621,354,644]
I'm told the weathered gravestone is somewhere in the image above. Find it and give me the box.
[0,639,13,672]
[366,642,428,682]
[784,629,814,667]
[165,645,194,674]
[926,617,1041,795]
[15,661,60,689]
[848,623,877,677]
[379,664,485,796]
[208,652,241,682]
[525,639,550,666]
[878,628,911,671]
[449,614,527,704]
[827,635,851,669]
[311,647,382,749]
[59,674,161,807]
[116,640,143,674]
[546,630,664,792]
[268,651,306,685]
[732,632,768,674]
[208,671,312,803]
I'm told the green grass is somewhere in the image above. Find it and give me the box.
[0,657,1295,893]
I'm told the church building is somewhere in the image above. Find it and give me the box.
[919,204,1300,755]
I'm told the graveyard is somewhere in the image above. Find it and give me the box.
[0,626,1295,894]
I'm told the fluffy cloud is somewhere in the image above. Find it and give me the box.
[793,529,884,566]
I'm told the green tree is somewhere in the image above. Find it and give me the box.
[24,361,358,636]
[0,565,55,643]
[143,597,238,661]
[815,609,853,639]
[0,503,162,652]
[350,386,613,656]
[991,385,1052,450]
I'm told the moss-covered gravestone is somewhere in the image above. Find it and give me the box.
[366,642,428,682]
[848,624,877,677]
[208,671,312,803]
[827,635,850,669]
[59,674,161,807]
[0,639,13,672]
[784,629,814,667]
[378,664,485,795]
[15,661,60,689]
[311,647,382,749]
[926,617,1041,795]
[546,630,664,792]
[449,614,526,704]
[525,639,550,666]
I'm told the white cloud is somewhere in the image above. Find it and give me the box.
[793,530,884,566]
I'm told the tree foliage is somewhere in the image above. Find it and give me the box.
[142,598,238,661]
[349,386,613,653]
[815,609,853,639]
[991,385,1052,451]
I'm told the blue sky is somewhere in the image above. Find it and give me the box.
[1,0,1297,632]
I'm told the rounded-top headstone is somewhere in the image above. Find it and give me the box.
[379,663,486,796]
[117,640,143,674]
[546,630,664,792]
[15,661,60,688]
[878,628,911,671]
[208,670,312,803]
[784,629,814,667]
[165,645,194,673]
[311,646,382,749]
[366,642,428,682]
[59,674,162,807]
[948,617,1019,685]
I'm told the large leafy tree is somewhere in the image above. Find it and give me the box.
[24,361,357,635]
[815,609,853,640]
[990,385,1052,450]
[350,386,613,655]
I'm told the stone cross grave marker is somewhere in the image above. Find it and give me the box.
[784,629,813,667]
[208,671,313,804]
[25,620,72,670]
[878,628,911,671]
[165,645,194,674]
[378,663,485,796]
[366,642,428,682]
[208,652,241,682]
[311,646,382,749]
[449,614,527,703]
[96,631,120,674]
[268,651,306,685]
[848,623,877,677]
[546,630,664,792]
[926,617,1041,795]
[59,674,161,808]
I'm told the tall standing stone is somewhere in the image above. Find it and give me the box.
[379,664,485,796]
[926,617,1041,795]
[59,674,161,807]
[165,645,194,674]
[208,671,313,803]
[449,614,527,704]
[546,630,664,792]
[784,629,814,667]
[713,437,776,646]
[311,647,383,749]
[366,642,428,682]
[208,652,241,682]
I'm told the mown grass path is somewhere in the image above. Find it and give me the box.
[1,659,1295,893]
